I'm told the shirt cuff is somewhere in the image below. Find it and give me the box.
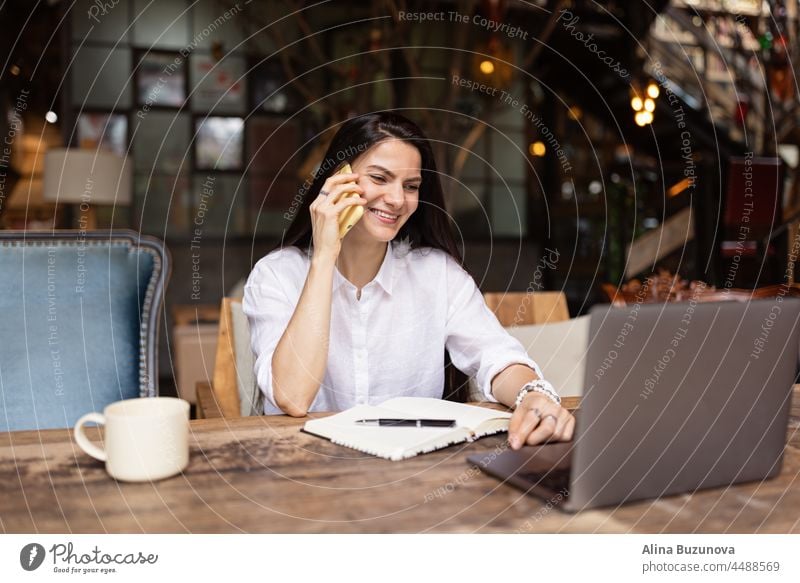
[479,356,545,403]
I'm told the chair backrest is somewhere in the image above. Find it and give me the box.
[503,316,590,398]
[211,298,239,418]
[0,230,169,431]
[230,301,259,416]
[465,291,571,401]
[483,291,570,326]
[210,297,260,418]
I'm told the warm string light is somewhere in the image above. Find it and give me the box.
[631,81,659,126]
[529,141,546,156]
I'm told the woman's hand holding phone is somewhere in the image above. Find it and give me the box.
[309,164,367,261]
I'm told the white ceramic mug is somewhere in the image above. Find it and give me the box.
[74,397,190,482]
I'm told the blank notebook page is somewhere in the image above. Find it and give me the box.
[303,397,512,460]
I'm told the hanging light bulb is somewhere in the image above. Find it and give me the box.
[529,141,546,156]
[633,80,657,126]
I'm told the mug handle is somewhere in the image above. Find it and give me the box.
[74,413,107,462]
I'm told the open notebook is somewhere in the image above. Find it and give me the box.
[303,397,512,461]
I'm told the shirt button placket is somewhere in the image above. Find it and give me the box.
[354,291,369,405]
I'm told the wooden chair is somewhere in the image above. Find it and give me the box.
[196,298,260,419]
[483,291,570,326]
[460,291,579,401]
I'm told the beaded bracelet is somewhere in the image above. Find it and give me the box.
[514,379,561,408]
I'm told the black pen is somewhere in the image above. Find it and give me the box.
[354,418,457,428]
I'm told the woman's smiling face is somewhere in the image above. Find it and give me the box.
[349,139,422,242]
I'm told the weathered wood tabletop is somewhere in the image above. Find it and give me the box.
[1,392,798,533]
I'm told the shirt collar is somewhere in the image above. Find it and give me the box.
[333,241,395,296]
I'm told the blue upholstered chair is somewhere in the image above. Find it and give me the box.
[0,230,169,431]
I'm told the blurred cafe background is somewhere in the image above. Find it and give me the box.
[1,0,799,416]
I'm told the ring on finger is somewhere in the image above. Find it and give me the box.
[319,190,329,197]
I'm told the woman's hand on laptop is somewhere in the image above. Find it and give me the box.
[508,393,575,449]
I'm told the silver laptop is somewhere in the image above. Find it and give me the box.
[469,298,800,512]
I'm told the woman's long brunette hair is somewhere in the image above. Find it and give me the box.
[273,112,470,402]
[277,112,463,264]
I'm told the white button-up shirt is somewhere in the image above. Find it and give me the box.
[243,239,543,415]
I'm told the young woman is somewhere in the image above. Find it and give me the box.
[243,112,574,448]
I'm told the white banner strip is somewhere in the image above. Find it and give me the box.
[1,534,798,581]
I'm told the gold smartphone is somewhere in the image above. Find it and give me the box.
[333,163,364,238]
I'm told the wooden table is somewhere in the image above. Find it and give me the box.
[1,392,799,533]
